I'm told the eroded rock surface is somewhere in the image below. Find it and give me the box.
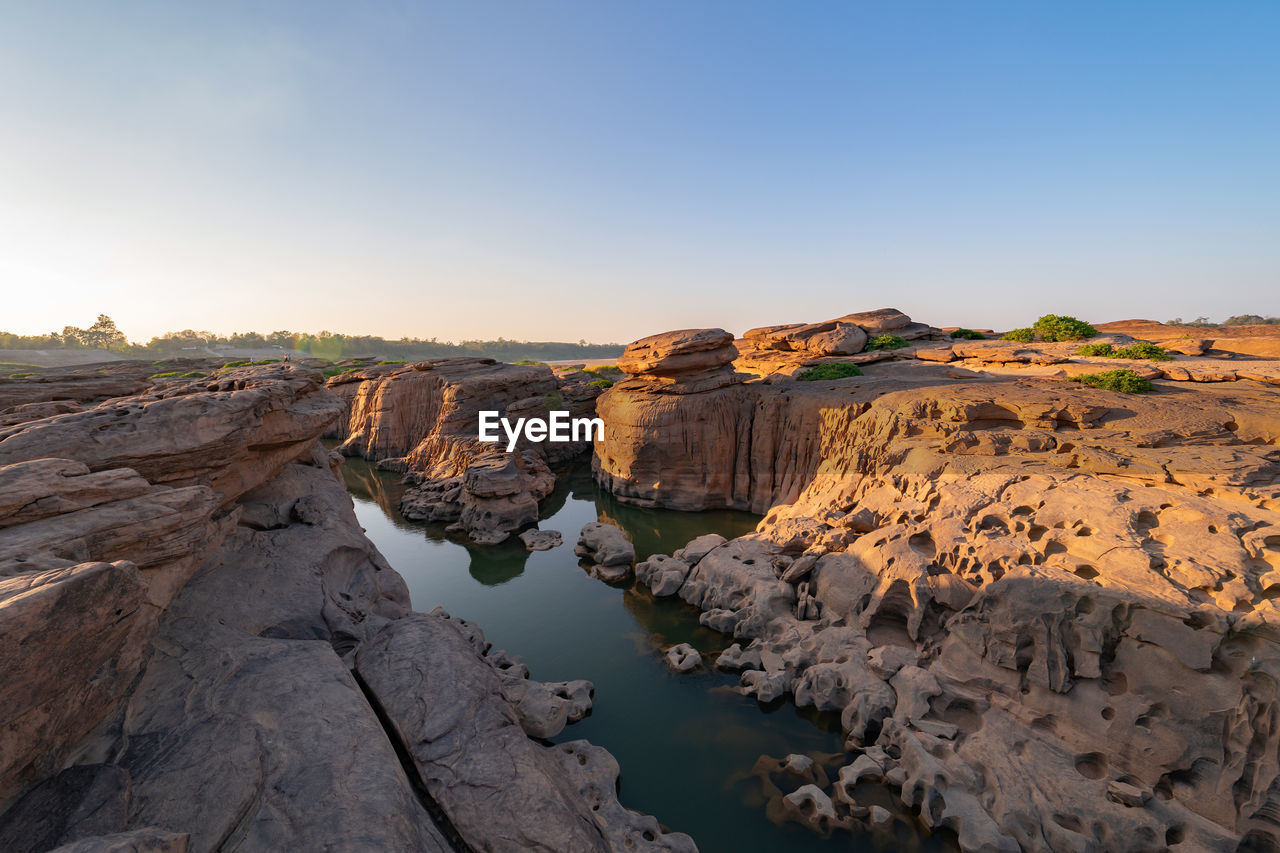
[0,362,694,852]
[614,314,1280,851]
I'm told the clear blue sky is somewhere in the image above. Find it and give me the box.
[2,1,1277,343]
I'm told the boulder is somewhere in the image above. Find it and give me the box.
[616,329,737,376]
[519,528,563,551]
[575,522,636,568]
[664,643,702,673]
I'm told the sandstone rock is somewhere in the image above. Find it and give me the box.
[0,562,151,806]
[835,308,912,334]
[518,528,562,550]
[664,643,702,672]
[0,364,344,504]
[636,553,690,596]
[597,340,1280,850]
[330,358,577,543]
[497,671,594,739]
[356,613,695,851]
[0,362,690,852]
[0,764,131,853]
[49,828,190,853]
[616,328,737,376]
[575,521,636,567]
[590,562,633,583]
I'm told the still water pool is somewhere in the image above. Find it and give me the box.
[339,454,947,852]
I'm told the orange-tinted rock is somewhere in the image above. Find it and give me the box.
[616,328,737,376]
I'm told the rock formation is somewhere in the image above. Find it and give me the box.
[326,357,603,543]
[611,314,1280,851]
[0,362,693,852]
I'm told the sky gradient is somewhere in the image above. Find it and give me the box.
[2,1,1277,344]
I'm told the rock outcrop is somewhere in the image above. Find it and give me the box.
[734,308,941,378]
[0,362,693,852]
[623,347,1280,851]
[326,357,603,543]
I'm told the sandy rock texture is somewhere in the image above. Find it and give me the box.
[0,362,693,853]
[734,308,942,378]
[610,314,1280,851]
[326,357,603,544]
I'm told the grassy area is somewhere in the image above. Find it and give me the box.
[949,328,986,340]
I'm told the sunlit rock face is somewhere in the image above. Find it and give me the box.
[609,312,1280,850]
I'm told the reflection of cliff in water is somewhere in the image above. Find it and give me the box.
[336,451,763,590]
[329,441,410,521]
[565,464,761,561]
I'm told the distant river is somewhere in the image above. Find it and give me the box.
[337,452,949,853]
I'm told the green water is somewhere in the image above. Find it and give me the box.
[340,455,949,852]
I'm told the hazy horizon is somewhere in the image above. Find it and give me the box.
[3,2,1278,343]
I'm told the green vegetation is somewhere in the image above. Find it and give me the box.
[588,379,613,389]
[221,360,250,368]
[584,364,623,379]
[1069,368,1153,393]
[251,359,279,364]
[1168,314,1280,326]
[9,372,37,378]
[181,372,207,378]
[1,315,625,363]
[1077,342,1173,361]
[543,391,565,409]
[1032,314,1097,342]
[514,359,546,366]
[949,328,985,340]
[148,372,182,379]
[1001,315,1097,343]
[865,334,909,351]
[0,314,128,352]
[798,362,864,381]
[377,360,407,365]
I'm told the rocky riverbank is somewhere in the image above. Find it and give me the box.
[0,363,692,852]
[603,313,1280,851]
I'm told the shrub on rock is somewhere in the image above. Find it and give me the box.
[865,334,909,351]
[1077,341,1173,361]
[798,363,863,381]
[1001,328,1035,342]
[1070,368,1153,393]
[1032,314,1097,342]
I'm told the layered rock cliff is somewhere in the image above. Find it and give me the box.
[326,358,602,543]
[612,314,1280,850]
[0,363,691,852]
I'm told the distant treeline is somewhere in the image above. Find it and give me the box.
[0,315,624,362]
[1167,314,1280,326]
